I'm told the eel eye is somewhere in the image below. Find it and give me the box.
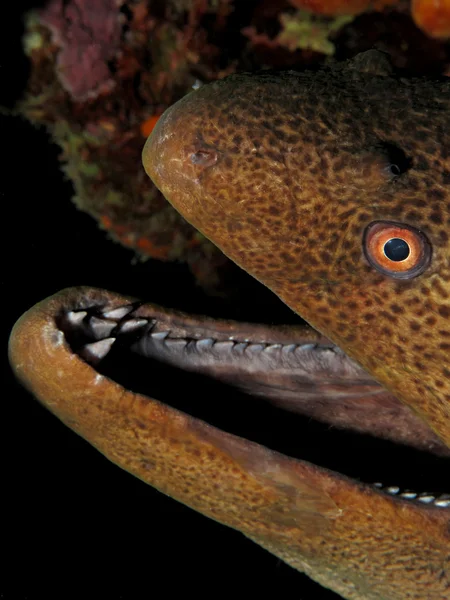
[363,221,431,279]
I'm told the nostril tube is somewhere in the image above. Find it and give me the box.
[190,148,218,167]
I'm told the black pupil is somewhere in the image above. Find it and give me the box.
[383,238,410,262]
[389,164,401,175]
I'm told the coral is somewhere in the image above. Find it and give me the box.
[19,0,239,294]
[287,0,398,16]
[412,0,450,39]
[244,10,353,56]
[39,0,125,101]
[288,0,450,40]
[278,10,353,55]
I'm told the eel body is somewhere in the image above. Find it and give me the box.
[9,52,450,598]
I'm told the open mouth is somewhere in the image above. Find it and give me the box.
[56,288,450,510]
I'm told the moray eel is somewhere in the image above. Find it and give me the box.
[9,52,450,598]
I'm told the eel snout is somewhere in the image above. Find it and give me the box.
[142,64,450,454]
[142,87,219,223]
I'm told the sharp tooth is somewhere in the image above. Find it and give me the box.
[102,305,134,319]
[385,486,400,495]
[400,491,418,500]
[196,338,214,349]
[434,499,450,508]
[67,310,87,325]
[118,318,148,333]
[151,331,169,340]
[296,343,316,352]
[246,343,265,353]
[89,316,116,338]
[81,338,116,363]
[281,344,297,353]
[417,494,435,504]
[233,342,249,353]
[264,344,282,352]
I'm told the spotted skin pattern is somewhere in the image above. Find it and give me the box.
[8,52,450,600]
[142,51,450,598]
[143,51,450,450]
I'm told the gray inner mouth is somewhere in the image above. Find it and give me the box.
[57,300,450,509]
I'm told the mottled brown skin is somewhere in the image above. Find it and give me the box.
[141,51,450,596]
[143,51,450,450]
[9,52,450,599]
[8,287,450,599]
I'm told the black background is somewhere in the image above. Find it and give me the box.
[1,2,338,599]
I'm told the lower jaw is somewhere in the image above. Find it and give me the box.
[54,288,450,510]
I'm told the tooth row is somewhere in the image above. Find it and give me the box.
[373,483,450,508]
[66,309,323,371]
[66,309,449,509]
[67,309,326,354]
[67,303,135,325]
[66,307,149,340]
[147,331,320,355]
[147,333,322,358]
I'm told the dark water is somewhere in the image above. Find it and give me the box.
[1,3,334,599]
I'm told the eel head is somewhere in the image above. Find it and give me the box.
[10,52,450,599]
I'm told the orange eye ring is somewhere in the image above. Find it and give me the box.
[363,221,431,279]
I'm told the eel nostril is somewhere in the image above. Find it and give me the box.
[190,148,218,167]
